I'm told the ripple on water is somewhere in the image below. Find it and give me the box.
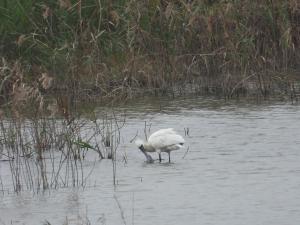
[1,98,300,225]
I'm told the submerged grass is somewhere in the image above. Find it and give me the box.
[1,0,300,103]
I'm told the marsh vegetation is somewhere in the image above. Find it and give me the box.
[2,0,300,191]
[1,0,300,103]
[0,110,126,193]
[1,1,300,224]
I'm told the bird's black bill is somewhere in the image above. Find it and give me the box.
[138,145,154,163]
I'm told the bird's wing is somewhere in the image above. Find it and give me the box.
[149,131,185,149]
[148,128,176,141]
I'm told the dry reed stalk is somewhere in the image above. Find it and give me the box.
[0,103,126,193]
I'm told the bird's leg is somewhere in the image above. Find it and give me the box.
[168,152,171,163]
[159,153,162,163]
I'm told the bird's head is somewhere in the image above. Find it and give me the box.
[134,139,145,151]
[134,138,154,163]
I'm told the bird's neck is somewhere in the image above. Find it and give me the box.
[143,142,156,152]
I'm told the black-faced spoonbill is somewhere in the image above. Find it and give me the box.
[135,128,185,163]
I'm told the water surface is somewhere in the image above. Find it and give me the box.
[1,97,300,225]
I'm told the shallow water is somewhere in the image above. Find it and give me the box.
[1,97,300,225]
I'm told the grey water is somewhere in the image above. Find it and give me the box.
[1,97,300,225]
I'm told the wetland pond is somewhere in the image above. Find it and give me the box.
[1,96,300,225]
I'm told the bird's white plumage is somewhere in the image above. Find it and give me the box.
[135,128,185,163]
[148,128,184,151]
[134,139,144,147]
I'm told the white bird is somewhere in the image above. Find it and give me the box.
[135,128,185,163]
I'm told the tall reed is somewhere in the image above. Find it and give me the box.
[1,0,299,99]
